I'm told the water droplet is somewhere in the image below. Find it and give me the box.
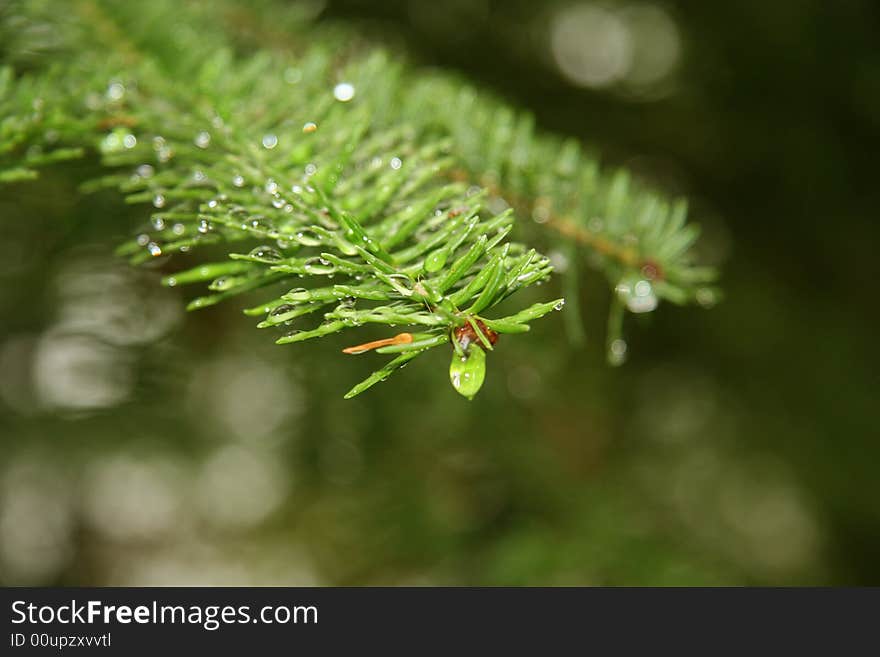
[449,344,487,399]
[136,164,154,178]
[333,82,355,102]
[631,280,658,313]
[194,131,211,148]
[390,157,402,170]
[425,247,449,273]
[386,274,414,295]
[265,179,279,194]
[554,299,566,311]
[211,276,235,291]
[608,338,628,365]
[302,122,317,134]
[106,81,125,101]
[232,174,245,187]
[304,163,317,177]
[271,197,285,209]
[136,233,150,246]
[166,277,177,287]
[262,133,278,149]
[157,146,173,162]
[152,194,166,209]
[286,288,309,301]
[193,170,207,183]
[249,245,283,261]
[100,131,122,153]
[172,223,185,235]
[207,199,218,209]
[616,276,658,314]
[270,303,297,317]
[303,257,336,274]
[532,199,552,224]
[296,228,324,246]
[147,242,162,257]
[197,219,212,234]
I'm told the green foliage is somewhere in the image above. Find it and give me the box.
[0,0,717,398]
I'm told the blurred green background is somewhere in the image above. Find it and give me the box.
[1,0,878,585]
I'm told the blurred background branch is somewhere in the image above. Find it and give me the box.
[0,0,877,585]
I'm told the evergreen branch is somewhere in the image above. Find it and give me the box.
[0,0,720,397]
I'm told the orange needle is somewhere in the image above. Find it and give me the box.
[342,332,414,354]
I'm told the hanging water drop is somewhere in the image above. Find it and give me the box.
[152,194,166,208]
[194,131,211,148]
[147,242,162,257]
[151,216,165,230]
[232,174,245,187]
[390,157,402,170]
[262,133,278,149]
[554,299,566,311]
[302,122,317,134]
[449,344,487,400]
[197,219,212,234]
